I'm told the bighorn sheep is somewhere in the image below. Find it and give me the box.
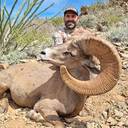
[0,35,121,128]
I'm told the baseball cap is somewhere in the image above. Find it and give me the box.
[64,7,78,16]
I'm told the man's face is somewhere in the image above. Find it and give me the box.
[64,11,79,29]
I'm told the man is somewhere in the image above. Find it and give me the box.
[53,7,95,46]
[53,7,80,46]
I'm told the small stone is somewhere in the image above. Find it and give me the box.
[125,98,128,105]
[110,126,120,128]
[122,61,128,69]
[117,121,124,127]
[86,121,102,128]
[107,117,118,125]
[0,115,7,122]
[15,111,20,116]
[79,109,89,117]
[114,109,123,118]
[113,42,122,46]
[101,124,110,128]
[124,119,128,127]
[23,116,28,122]
[102,111,108,119]
[120,53,128,59]
[122,90,128,97]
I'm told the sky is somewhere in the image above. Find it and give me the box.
[41,0,108,17]
[2,0,108,18]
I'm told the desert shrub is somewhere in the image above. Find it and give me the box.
[0,38,53,64]
[0,0,54,64]
[0,50,28,64]
[23,39,53,57]
[106,25,128,42]
[87,3,106,13]
[99,6,123,26]
[103,14,122,26]
[79,5,124,31]
[0,0,54,55]
[50,17,63,27]
[85,0,109,12]
[15,29,52,46]
[79,15,98,29]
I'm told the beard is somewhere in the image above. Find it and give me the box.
[65,21,76,29]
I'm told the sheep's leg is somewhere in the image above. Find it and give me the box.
[0,72,11,96]
[0,83,9,113]
[0,81,9,113]
[0,64,9,96]
[0,97,9,113]
[33,100,65,128]
[38,108,65,128]
[0,85,8,96]
[27,109,44,122]
[0,71,11,113]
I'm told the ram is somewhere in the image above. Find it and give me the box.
[0,35,121,128]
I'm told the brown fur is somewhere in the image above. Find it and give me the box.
[0,29,112,128]
[0,60,93,127]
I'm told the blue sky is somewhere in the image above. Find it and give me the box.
[41,0,108,17]
[2,0,108,18]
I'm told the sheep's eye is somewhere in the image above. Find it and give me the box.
[63,51,70,56]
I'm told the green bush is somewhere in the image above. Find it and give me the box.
[79,5,124,31]
[106,25,128,42]
[79,15,98,29]
[50,17,63,27]
[15,29,52,46]
[0,0,55,64]
[0,50,28,64]
[0,0,54,55]
[102,14,122,26]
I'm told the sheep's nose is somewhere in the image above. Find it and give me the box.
[40,51,46,55]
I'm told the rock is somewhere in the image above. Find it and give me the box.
[86,121,102,128]
[0,98,9,113]
[20,59,37,63]
[100,124,110,128]
[110,126,120,128]
[119,101,127,110]
[113,42,122,46]
[122,90,128,97]
[122,62,128,69]
[120,53,128,59]
[125,98,128,105]
[79,109,90,117]
[102,111,108,119]
[114,109,123,118]
[107,117,118,126]
[0,113,8,122]
[117,121,125,127]
[123,118,128,127]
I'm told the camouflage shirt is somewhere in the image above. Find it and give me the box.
[52,27,77,46]
[52,27,95,46]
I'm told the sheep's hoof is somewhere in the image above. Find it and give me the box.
[27,110,44,122]
[0,97,9,113]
